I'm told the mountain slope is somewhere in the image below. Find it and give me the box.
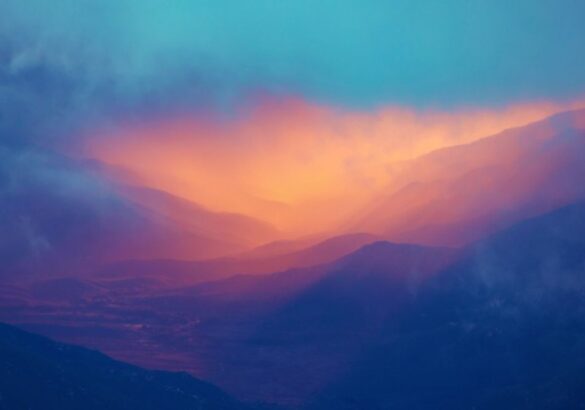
[94,233,385,287]
[309,202,585,409]
[351,109,585,246]
[0,322,247,410]
[252,242,459,342]
[0,150,249,280]
[156,242,460,405]
[117,184,280,247]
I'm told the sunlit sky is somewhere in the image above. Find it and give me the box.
[2,0,585,254]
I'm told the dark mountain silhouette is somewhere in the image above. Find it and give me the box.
[3,204,585,408]
[252,242,459,343]
[0,322,249,410]
[155,242,459,405]
[308,202,585,409]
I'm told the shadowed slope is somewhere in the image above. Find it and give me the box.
[164,242,459,405]
[309,202,585,409]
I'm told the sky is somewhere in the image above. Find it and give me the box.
[85,97,584,235]
[1,0,585,264]
[2,0,585,119]
[1,0,585,147]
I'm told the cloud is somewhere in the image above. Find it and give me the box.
[0,0,584,275]
[84,95,585,235]
[0,146,118,275]
[1,0,585,115]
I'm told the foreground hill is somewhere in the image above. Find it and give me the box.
[0,322,247,410]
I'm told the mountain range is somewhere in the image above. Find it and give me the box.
[1,109,585,408]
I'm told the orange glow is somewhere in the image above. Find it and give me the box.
[84,96,585,240]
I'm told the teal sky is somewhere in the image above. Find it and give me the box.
[1,0,585,110]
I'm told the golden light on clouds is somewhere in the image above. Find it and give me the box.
[85,96,585,238]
